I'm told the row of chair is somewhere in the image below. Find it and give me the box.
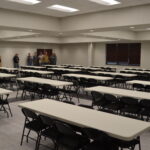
[91,91,150,121]
[21,107,141,150]
[0,78,16,89]
[16,80,79,102]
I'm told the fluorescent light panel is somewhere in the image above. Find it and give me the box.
[7,0,41,5]
[48,4,79,12]
[89,0,120,5]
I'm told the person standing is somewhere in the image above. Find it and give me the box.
[50,53,57,65]
[42,51,49,65]
[38,52,43,66]
[33,52,38,66]
[13,54,19,68]
[27,53,33,66]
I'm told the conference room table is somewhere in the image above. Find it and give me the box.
[70,66,102,71]
[17,77,73,87]
[127,80,150,86]
[91,71,137,77]
[0,67,18,71]
[20,69,53,75]
[49,68,81,72]
[0,88,13,95]
[125,68,150,71]
[0,73,16,78]
[21,66,46,70]
[121,70,150,74]
[44,65,66,68]
[62,64,83,67]
[63,74,113,81]
[85,86,150,100]
[18,99,150,142]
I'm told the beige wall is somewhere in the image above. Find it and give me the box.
[60,43,88,66]
[93,43,105,66]
[0,42,61,67]
[60,42,150,69]
[1,42,150,68]
[141,42,150,68]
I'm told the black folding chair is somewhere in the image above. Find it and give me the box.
[0,94,12,117]
[20,108,46,149]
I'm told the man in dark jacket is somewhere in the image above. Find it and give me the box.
[13,54,19,68]
[50,53,57,65]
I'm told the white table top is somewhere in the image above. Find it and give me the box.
[50,68,80,72]
[127,80,150,86]
[62,64,83,67]
[92,71,137,77]
[125,68,150,71]
[18,99,150,141]
[21,66,45,69]
[0,73,16,78]
[121,70,150,74]
[85,86,150,100]
[20,69,53,75]
[70,66,101,70]
[44,65,66,68]
[63,74,113,81]
[18,77,73,87]
[0,88,12,95]
[0,67,18,71]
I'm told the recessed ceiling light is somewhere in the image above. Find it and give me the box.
[90,29,95,32]
[7,0,41,5]
[89,0,120,5]
[47,4,79,13]
[130,27,135,29]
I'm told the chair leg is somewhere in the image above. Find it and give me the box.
[1,105,9,118]
[138,137,141,150]
[7,103,13,117]
[26,129,31,143]
[20,123,26,145]
[16,89,19,99]
[35,133,41,150]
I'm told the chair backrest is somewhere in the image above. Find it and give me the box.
[139,99,150,108]
[22,108,37,120]
[82,127,108,141]
[104,94,117,103]
[42,84,55,91]
[133,83,144,89]
[40,115,54,126]
[145,85,150,90]
[63,101,75,105]
[120,96,139,105]
[87,78,97,83]
[91,91,103,103]
[78,104,93,109]
[115,75,123,79]
[55,121,75,136]
[80,77,87,82]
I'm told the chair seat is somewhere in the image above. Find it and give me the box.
[116,138,140,149]
[0,100,8,104]
[58,134,89,148]
[26,120,46,132]
[41,127,59,139]
[97,100,107,107]
[121,106,140,114]
[139,109,150,116]
[83,141,107,150]
[104,103,123,111]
